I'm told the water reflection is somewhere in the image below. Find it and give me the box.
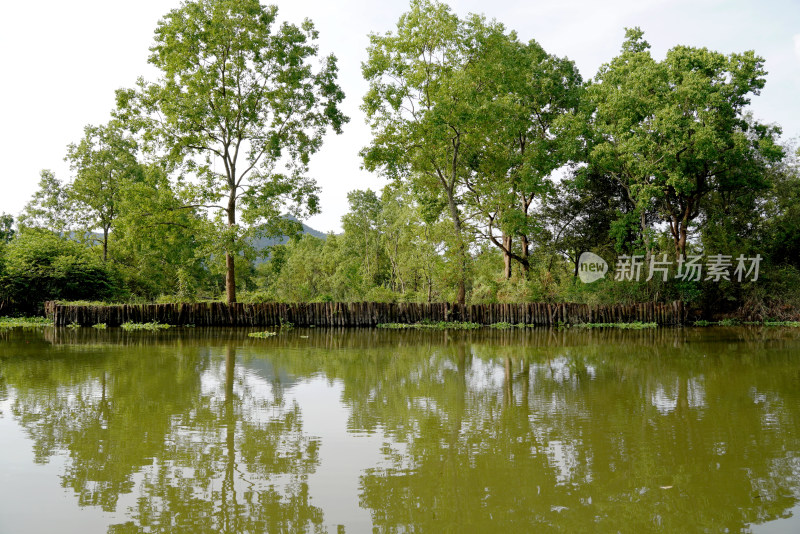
[0,327,799,532]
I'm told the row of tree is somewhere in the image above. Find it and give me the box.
[1,0,799,316]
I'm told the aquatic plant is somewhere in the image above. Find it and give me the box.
[574,322,658,329]
[0,317,54,328]
[377,321,482,330]
[120,321,173,331]
[248,331,277,338]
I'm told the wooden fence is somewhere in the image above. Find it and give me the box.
[45,301,685,327]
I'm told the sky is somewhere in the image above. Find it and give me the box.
[1,0,798,233]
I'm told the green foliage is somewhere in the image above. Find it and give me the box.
[363,0,514,303]
[377,321,482,330]
[0,229,123,313]
[0,316,53,328]
[117,0,347,303]
[92,323,108,329]
[584,28,783,256]
[7,5,799,320]
[489,322,532,329]
[573,322,657,329]
[19,170,72,233]
[66,121,145,261]
[120,321,173,331]
[248,331,277,338]
[0,213,14,244]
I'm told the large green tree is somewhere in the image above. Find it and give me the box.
[362,0,510,305]
[20,170,72,234]
[117,0,347,303]
[66,121,144,262]
[461,36,583,278]
[587,28,783,257]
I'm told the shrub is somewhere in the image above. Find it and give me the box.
[0,229,123,313]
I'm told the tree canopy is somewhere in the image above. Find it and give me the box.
[117,0,347,303]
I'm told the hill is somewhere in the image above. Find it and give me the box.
[250,219,327,263]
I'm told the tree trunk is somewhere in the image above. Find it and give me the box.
[445,191,467,306]
[641,209,651,261]
[677,223,687,259]
[226,195,237,303]
[520,234,530,276]
[102,227,109,262]
[502,235,512,280]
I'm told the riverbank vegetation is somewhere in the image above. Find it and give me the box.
[0,317,53,328]
[1,0,799,322]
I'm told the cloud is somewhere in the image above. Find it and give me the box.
[795,34,800,60]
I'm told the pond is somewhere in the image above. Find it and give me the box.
[1,326,799,533]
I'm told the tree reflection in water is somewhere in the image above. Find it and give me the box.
[0,327,798,533]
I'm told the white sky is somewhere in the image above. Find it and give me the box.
[1,0,798,233]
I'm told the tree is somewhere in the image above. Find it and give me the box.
[587,28,783,257]
[19,170,72,234]
[461,37,583,278]
[0,213,13,244]
[545,166,632,276]
[117,0,347,303]
[66,121,144,262]
[379,183,447,301]
[362,0,509,305]
[109,165,212,299]
[0,229,122,312]
[341,189,387,288]
[759,144,800,270]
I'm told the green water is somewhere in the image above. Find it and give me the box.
[0,327,799,533]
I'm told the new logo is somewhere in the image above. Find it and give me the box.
[578,252,608,283]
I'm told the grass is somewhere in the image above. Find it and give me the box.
[0,316,53,328]
[92,323,107,329]
[120,321,173,331]
[56,300,116,306]
[573,322,658,329]
[377,321,482,330]
[248,331,277,338]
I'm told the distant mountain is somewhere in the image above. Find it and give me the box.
[250,218,327,263]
